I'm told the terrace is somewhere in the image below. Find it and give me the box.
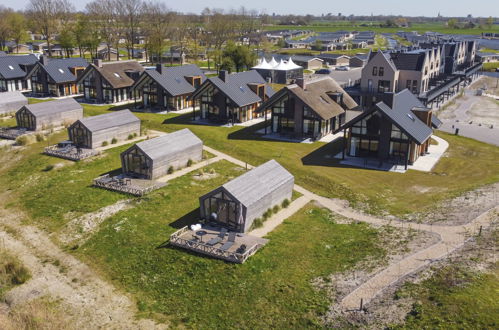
[169,225,268,263]
[44,142,99,161]
[0,127,28,140]
[93,173,166,196]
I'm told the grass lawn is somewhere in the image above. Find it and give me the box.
[393,265,499,329]
[483,62,499,72]
[0,249,31,299]
[78,174,385,329]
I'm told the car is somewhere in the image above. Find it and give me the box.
[315,68,331,74]
[336,66,350,71]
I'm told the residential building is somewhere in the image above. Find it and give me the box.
[339,89,440,169]
[15,98,83,131]
[131,64,206,111]
[257,77,357,140]
[0,91,28,115]
[26,56,89,97]
[190,70,275,124]
[77,59,144,104]
[0,54,38,92]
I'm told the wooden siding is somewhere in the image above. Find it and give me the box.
[16,106,83,131]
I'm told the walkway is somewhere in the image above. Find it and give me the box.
[201,146,497,312]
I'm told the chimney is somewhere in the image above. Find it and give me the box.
[296,77,306,89]
[40,55,49,66]
[219,70,228,82]
[93,59,103,68]
[156,63,163,74]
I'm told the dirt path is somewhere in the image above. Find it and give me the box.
[0,209,165,330]
[206,146,498,312]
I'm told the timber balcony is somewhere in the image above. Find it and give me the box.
[169,225,268,263]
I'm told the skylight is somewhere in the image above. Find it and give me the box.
[114,72,121,78]
[407,113,415,121]
[239,86,245,92]
[8,65,14,70]
[175,77,181,83]
[58,68,64,74]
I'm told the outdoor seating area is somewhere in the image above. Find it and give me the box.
[169,225,268,263]
[0,127,28,140]
[44,141,99,161]
[93,173,167,196]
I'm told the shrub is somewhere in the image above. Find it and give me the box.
[209,168,215,174]
[111,137,118,144]
[282,198,290,208]
[262,209,272,220]
[15,135,34,146]
[0,252,31,286]
[133,132,138,138]
[101,141,109,147]
[35,133,45,142]
[272,205,280,214]
[42,164,54,172]
[250,218,263,230]
[187,159,193,167]
[198,168,204,176]
[167,166,174,174]
[127,134,134,140]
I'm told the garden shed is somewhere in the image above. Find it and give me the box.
[0,91,28,115]
[68,110,140,149]
[199,160,294,233]
[120,128,203,179]
[15,97,83,131]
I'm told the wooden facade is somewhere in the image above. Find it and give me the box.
[15,98,83,131]
[0,91,28,115]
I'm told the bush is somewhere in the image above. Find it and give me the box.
[198,168,204,176]
[1,252,31,286]
[111,138,118,144]
[272,205,280,214]
[282,199,290,208]
[250,218,263,230]
[209,168,215,174]
[167,166,174,174]
[187,159,193,167]
[133,132,138,138]
[127,134,135,140]
[15,135,34,146]
[42,164,54,172]
[101,141,109,147]
[262,209,272,220]
[35,133,45,142]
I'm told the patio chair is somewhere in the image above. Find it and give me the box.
[219,232,237,251]
[206,228,227,246]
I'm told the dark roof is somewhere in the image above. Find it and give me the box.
[135,64,206,97]
[81,60,144,89]
[389,52,426,71]
[23,98,82,117]
[221,160,294,208]
[0,54,38,79]
[258,77,357,120]
[192,70,274,108]
[77,110,140,132]
[317,54,351,60]
[133,128,202,161]
[0,51,6,56]
[30,58,89,83]
[431,115,442,128]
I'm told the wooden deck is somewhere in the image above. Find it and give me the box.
[0,127,28,140]
[44,145,99,161]
[169,225,268,263]
[93,174,167,196]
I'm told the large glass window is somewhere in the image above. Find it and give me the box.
[372,66,377,76]
[378,80,391,93]
[378,67,384,76]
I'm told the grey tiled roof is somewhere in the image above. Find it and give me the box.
[78,110,140,133]
[0,54,38,79]
[376,89,433,144]
[24,97,82,117]
[199,70,274,108]
[140,64,206,97]
[36,58,89,83]
[222,160,294,208]
[0,91,27,104]
[135,128,202,161]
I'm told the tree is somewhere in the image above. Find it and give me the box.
[222,41,256,72]
[117,0,144,60]
[59,28,75,57]
[142,1,175,64]
[486,16,493,29]
[86,0,121,61]
[26,0,74,56]
[0,6,13,51]
[447,18,458,29]
[7,12,29,53]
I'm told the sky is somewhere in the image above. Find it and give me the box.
[1,0,497,17]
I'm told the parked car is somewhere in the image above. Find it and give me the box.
[315,68,331,74]
[336,66,350,71]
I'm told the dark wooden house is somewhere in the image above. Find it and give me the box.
[68,110,140,149]
[0,54,38,92]
[199,160,294,233]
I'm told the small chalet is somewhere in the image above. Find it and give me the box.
[121,128,203,180]
[131,64,206,111]
[257,77,358,140]
[339,89,441,169]
[0,91,28,115]
[26,56,89,97]
[199,159,294,233]
[68,110,140,149]
[15,98,83,131]
[189,70,274,123]
[0,54,38,92]
[77,59,144,104]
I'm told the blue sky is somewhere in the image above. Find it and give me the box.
[1,0,497,17]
